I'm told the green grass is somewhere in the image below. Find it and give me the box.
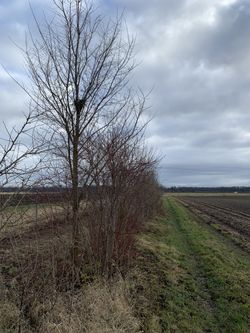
[130,197,250,332]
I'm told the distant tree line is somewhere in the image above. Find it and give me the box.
[164,186,250,193]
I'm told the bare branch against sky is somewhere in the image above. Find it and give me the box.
[1,0,250,186]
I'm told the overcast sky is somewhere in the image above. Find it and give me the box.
[1,0,250,187]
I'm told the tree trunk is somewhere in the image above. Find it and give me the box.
[72,124,80,272]
[104,199,117,277]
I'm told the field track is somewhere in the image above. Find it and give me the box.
[132,197,250,332]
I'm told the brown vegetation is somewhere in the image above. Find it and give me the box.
[22,0,157,277]
[0,1,162,332]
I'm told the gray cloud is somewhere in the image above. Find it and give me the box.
[101,0,250,186]
[1,0,250,186]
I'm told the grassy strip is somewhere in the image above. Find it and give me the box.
[129,197,250,332]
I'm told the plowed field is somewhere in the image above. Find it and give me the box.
[176,195,250,252]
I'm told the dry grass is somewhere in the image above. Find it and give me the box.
[0,200,150,333]
[0,204,64,237]
[0,300,20,333]
[0,204,142,333]
[40,278,141,333]
[0,275,141,333]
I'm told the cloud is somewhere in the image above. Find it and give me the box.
[0,0,51,126]
[100,0,250,186]
[1,0,250,186]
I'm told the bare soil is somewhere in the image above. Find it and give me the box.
[176,195,250,252]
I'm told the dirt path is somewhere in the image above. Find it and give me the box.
[135,197,250,332]
[166,198,250,332]
[167,199,217,326]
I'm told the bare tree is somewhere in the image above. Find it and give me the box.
[0,112,34,185]
[0,111,39,233]
[25,0,140,269]
[82,121,159,276]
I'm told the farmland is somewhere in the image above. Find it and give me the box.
[175,194,250,252]
[1,194,250,332]
[132,195,250,332]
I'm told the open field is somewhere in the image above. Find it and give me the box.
[174,194,250,252]
[1,196,250,332]
[132,196,250,332]
[0,192,65,208]
[176,193,250,214]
